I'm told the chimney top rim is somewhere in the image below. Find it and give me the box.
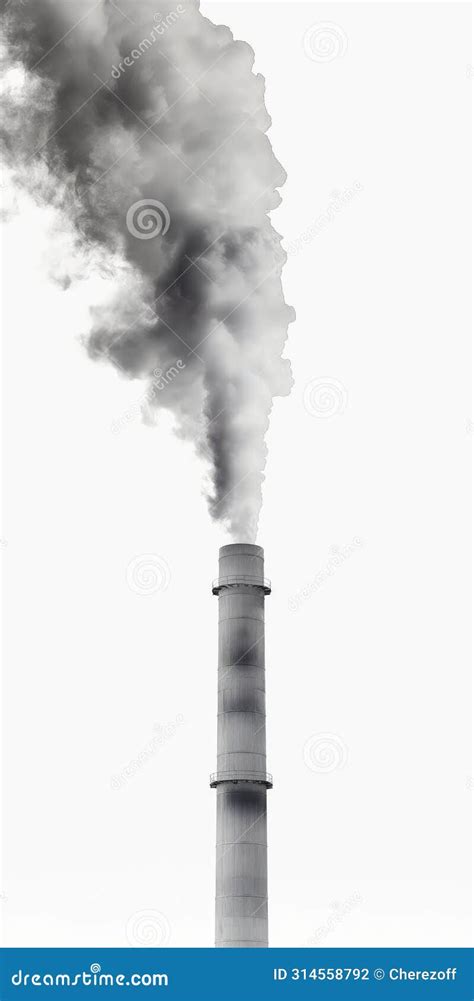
[219,543,264,557]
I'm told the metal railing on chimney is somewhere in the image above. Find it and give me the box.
[212,574,271,595]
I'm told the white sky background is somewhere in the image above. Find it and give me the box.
[1,2,472,947]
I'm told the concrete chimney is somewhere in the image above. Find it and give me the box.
[210,543,272,947]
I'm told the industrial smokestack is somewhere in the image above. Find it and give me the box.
[211,543,272,947]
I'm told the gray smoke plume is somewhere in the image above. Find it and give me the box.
[1,0,294,540]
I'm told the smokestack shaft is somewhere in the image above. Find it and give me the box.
[211,544,272,947]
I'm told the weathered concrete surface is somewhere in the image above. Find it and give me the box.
[211,544,271,948]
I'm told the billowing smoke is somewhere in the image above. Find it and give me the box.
[1,0,294,540]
